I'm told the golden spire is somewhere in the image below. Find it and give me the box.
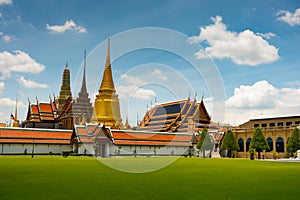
[13,95,19,127]
[94,38,123,129]
[99,39,115,93]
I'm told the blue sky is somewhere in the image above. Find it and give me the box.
[0,0,300,125]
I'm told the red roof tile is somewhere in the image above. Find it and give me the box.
[39,103,53,113]
[0,139,70,144]
[0,127,72,145]
[31,105,39,114]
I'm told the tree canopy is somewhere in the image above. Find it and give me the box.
[249,128,269,159]
[220,130,239,151]
[197,128,213,151]
[287,128,300,153]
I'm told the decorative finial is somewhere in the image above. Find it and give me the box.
[66,61,68,68]
[188,92,191,101]
[36,96,39,103]
[194,92,197,102]
[105,38,110,67]
[27,97,31,104]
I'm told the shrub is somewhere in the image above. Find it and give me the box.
[271,151,279,159]
[62,150,73,158]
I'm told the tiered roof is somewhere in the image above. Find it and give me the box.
[72,124,111,144]
[0,127,72,144]
[140,99,215,132]
[25,101,57,123]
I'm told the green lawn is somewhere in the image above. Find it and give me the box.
[0,156,299,200]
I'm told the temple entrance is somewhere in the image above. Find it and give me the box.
[95,143,108,158]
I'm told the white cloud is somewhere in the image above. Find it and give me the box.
[189,15,279,66]
[226,80,278,109]
[116,74,156,100]
[0,50,45,80]
[119,74,146,85]
[17,76,48,88]
[150,69,167,80]
[46,20,87,33]
[0,81,4,94]
[277,8,300,26]
[221,80,300,125]
[0,97,25,108]
[1,34,14,42]
[0,0,12,6]
[257,32,276,39]
[0,32,15,42]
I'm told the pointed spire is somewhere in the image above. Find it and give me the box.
[105,38,110,67]
[194,92,197,102]
[80,50,87,93]
[99,39,115,93]
[14,95,18,121]
[12,95,19,127]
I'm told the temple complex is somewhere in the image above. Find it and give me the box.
[94,39,123,129]
[72,51,93,124]
[22,63,74,130]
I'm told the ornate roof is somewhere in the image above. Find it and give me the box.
[139,99,213,132]
[26,101,56,122]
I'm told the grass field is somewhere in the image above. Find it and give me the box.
[0,156,299,200]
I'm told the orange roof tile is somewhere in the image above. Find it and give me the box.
[111,131,191,142]
[39,103,53,113]
[113,140,190,146]
[0,138,70,144]
[31,105,39,114]
[0,128,72,145]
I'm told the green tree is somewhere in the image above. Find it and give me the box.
[287,128,300,157]
[197,128,213,158]
[220,130,239,158]
[249,128,269,159]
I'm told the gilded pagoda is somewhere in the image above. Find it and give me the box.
[94,39,123,129]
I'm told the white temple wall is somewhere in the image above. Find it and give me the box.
[0,143,71,154]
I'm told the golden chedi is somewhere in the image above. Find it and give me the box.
[94,39,122,129]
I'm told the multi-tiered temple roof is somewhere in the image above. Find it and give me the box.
[140,98,215,133]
